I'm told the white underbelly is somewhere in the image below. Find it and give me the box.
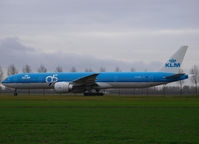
[4,83,50,89]
[5,82,167,89]
[97,82,166,88]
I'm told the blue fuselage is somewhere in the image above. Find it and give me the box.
[2,72,188,90]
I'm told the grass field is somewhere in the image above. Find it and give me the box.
[0,95,199,144]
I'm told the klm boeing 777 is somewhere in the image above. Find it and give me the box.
[2,46,188,96]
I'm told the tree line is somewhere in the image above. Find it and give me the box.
[0,64,136,77]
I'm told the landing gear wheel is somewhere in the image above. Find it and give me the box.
[83,91,104,96]
[97,92,104,96]
[83,92,89,96]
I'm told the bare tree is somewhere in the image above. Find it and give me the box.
[88,68,93,72]
[38,65,47,73]
[190,65,199,95]
[115,67,121,72]
[178,69,184,95]
[22,64,32,95]
[70,67,76,72]
[22,64,32,73]
[99,67,106,72]
[7,64,18,76]
[85,68,93,72]
[130,68,136,72]
[38,65,47,96]
[0,65,3,82]
[55,66,63,72]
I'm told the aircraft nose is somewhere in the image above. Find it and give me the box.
[1,80,6,84]
[1,77,13,88]
[1,79,8,86]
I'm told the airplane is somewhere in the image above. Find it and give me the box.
[1,46,188,96]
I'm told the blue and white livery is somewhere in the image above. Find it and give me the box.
[2,46,188,96]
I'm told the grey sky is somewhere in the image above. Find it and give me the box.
[0,0,198,73]
[0,37,161,72]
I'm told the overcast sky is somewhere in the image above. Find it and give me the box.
[0,0,198,73]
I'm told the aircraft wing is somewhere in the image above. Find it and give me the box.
[164,73,185,79]
[72,73,100,86]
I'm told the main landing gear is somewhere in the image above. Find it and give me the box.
[83,90,104,96]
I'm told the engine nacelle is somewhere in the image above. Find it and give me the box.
[54,82,73,93]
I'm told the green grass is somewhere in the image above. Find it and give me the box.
[0,95,199,144]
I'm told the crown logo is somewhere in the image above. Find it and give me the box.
[169,58,176,63]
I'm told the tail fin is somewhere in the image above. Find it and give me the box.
[160,46,188,73]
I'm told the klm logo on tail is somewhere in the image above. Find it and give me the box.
[165,58,181,68]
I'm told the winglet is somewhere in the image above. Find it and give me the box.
[160,46,188,73]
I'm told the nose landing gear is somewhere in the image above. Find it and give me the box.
[14,89,18,96]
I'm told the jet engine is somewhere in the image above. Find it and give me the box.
[54,82,73,93]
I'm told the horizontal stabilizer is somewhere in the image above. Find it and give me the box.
[164,73,185,79]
